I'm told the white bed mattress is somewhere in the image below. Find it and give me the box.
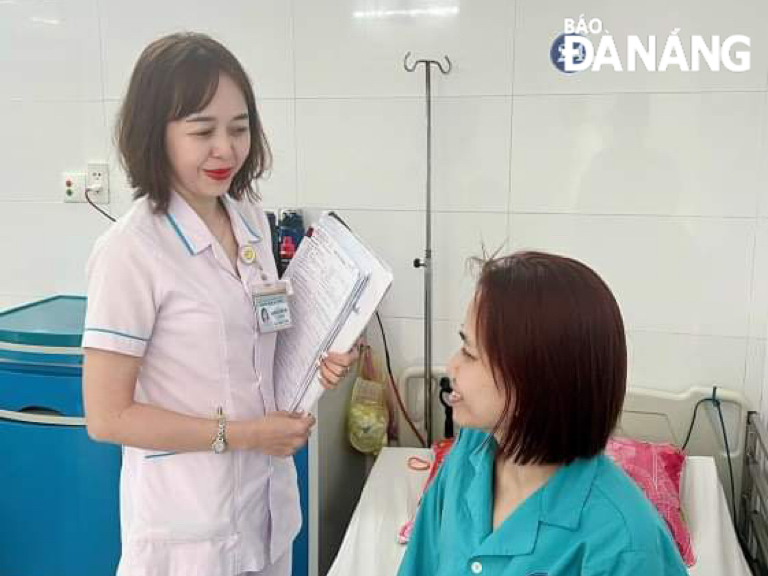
[328,448,751,576]
[683,455,751,576]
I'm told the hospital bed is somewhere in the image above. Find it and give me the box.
[328,386,759,576]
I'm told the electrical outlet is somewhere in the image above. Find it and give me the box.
[86,162,110,204]
[62,172,87,203]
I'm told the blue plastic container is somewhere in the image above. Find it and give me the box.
[0,296,122,576]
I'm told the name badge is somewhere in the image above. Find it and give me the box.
[253,280,293,333]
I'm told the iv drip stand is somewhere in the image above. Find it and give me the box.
[404,51,451,447]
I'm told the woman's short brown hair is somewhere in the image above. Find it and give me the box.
[116,32,271,213]
[473,251,627,465]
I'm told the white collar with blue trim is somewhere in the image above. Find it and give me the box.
[165,190,262,256]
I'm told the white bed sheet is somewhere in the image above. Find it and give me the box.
[683,456,751,576]
[328,448,751,576]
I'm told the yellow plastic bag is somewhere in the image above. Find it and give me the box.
[347,345,389,455]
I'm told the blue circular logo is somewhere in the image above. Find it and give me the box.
[550,33,587,74]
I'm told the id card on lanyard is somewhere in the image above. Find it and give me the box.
[253,279,293,333]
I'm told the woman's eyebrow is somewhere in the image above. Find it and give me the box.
[185,115,215,123]
[185,112,248,123]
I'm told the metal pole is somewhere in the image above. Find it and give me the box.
[404,53,451,447]
[424,62,433,446]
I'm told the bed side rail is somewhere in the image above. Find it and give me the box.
[740,412,768,573]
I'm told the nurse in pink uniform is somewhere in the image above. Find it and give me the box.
[81,32,357,576]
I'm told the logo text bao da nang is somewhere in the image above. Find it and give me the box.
[551,16,751,73]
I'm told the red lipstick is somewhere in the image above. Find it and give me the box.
[204,168,233,181]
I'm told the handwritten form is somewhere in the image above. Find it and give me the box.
[273,213,393,412]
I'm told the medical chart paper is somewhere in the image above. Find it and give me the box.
[273,212,393,412]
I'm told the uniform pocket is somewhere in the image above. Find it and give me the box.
[132,449,234,541]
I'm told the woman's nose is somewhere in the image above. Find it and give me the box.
[446,350,459,378]
[211,133,234,159]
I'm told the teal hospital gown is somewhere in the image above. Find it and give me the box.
[397,429,689,576]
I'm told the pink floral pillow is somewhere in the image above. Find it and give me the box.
[605,437,695,566]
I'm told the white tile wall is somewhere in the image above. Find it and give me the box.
[0,294,47,312]
[0,0,102,101]
[0,101,107,202]
[296,97,512,212]
[431,212,509,320]
[1,0,767,414]
[431,98,512,213]
[296,98,425,210]
[751,220,768,339]
[0,203,111,296]
[293,0,515,98]
[253,99,299,210]
[627,331,748,393]
[745,338,766,407]
[510,92,767,217]
[99,0,294,100]
[508,214,756,338]
[365,316,460,378]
